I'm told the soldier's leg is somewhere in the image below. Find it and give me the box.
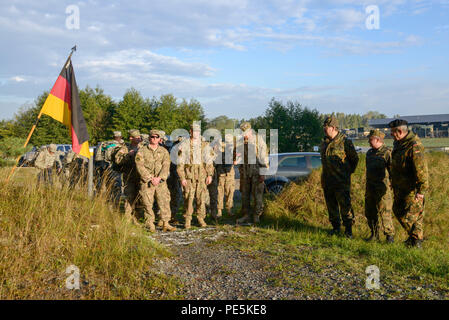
[168,179,181,220]
[323,186,341,230]
[155,182,176,231]
[139,184,156,231]
[253,175,265,222]
[335,187,354,226]
[240,175,251,216]
[217,175,225,211]
[400,194,425,241]
[207,174,219,218]
[124,182,139,218]
[182,180,195,228]
[225,175,235,214]
[195,181,207,226]
[365,191,379,239]
[378,190,395,238]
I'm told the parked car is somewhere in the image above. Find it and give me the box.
[234,152,322,194]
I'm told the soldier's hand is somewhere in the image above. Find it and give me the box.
[181,179,188,187]
[206,176,212,185]
[415,193,424,201]
[152,177,161,186]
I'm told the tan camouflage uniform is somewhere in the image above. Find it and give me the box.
[135,130,173,231]
[365,130,395,239]
[320,117,359,233]
[177,130,215,228]
[34,144,62,185]
[390,129,429,241]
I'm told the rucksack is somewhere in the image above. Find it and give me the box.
[95,141,120,163]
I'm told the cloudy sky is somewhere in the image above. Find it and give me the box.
[1,0,448,120]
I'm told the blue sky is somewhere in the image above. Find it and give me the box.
[1,0,448,121]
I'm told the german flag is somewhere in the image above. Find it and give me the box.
[40,58,90,158]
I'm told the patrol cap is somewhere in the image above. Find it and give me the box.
[368,129,385,139]
[149,129,160,137]
[240,121,251,132]
[128,129,141,138]
[388,119,408,128]
[159,130,167,141]
[323,116,339,128]
[113,131,122,137]
[48,144,57,152]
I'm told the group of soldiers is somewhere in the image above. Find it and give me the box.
[90,121,268,232]
[321,116,429,248]
[32,116,428,248]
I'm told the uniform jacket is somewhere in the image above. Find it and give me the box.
[135,144,171,183]
[366,144,391,191]
[176,138,215,181]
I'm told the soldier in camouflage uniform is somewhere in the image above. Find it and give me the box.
[365,129,395,243]
[177,123,215,229]
[62,150,88,188]
[135,130,176,232]
[236,122,269,225]
[207,139,221,221]
[389,119,429,248]
[320,116,359,238]
[216,141,236,219]
[34,144,62,185]
[167,137,183,223]
[114,129,142,223]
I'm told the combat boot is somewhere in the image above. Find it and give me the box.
[386,235,394,243]
[404,237,413,247]
[329,222,341,236]
[145,220,156,233]
[157,220,164,228]
[237,214,251,224]
[227,207,234,217]
[344,225,353,239]
[198,217,207,228]
[162,221,176,232]
[412,238,423,249]
[184,219,191,230]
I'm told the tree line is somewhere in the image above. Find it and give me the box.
[0,85,386,160]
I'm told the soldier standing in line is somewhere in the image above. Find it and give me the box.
[114,129,142,223]
[320,116,359,238]
[206,139,221,221]
[62,149,88,188]
[389,119,429,248]
[135,130,176,232]
[177,123,215,229]
[236,122,269,225]
[365,129,395,243]
[166,137,183,224]
[34,144,62,185]
[216,141,236,220]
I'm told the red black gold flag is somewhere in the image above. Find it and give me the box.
[40,58,90,158]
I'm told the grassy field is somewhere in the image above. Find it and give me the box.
[0,167,180,299]
[353,137,449,149]
[243,151,449,298]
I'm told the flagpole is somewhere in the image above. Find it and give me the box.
[5,46,77,183]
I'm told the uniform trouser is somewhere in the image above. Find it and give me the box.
[167,177,182,219]
[365,186,395,236]
[123,181,139,217]
[140,181,171,223]
[218,174,235,211]
[207,173,218,217]
[322,185,354,228]
[393,191,425,240]
[240,174,264,217]
[37,168,53,186]
[182,179,207,221]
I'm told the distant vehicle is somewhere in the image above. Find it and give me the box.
[234,152,322,194]
[18,144,72,167]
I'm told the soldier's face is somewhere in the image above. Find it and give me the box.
[324,126,336,138]
[149,135,160,145]
[369,136,382,149]
[391,128,405,141]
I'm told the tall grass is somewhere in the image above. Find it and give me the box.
[0,168,178,299]
[264,152,449,282]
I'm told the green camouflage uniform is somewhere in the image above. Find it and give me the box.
[238,135,269,219]
[320,131,359,229]
[115,144,141,218]
[391,131,429,240]
[135,144,171,225]
[365,144,395,237]
[177,138,215,223]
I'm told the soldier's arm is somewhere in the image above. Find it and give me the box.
[385,148,393,184]
[114,146,129,166]
[158,149,171,181]
[176,146,186,181]
[412,143,429,195]
[203,144,215,177]
[135,149,153,183]
[345,138,359,173]
[257,138,269,169]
